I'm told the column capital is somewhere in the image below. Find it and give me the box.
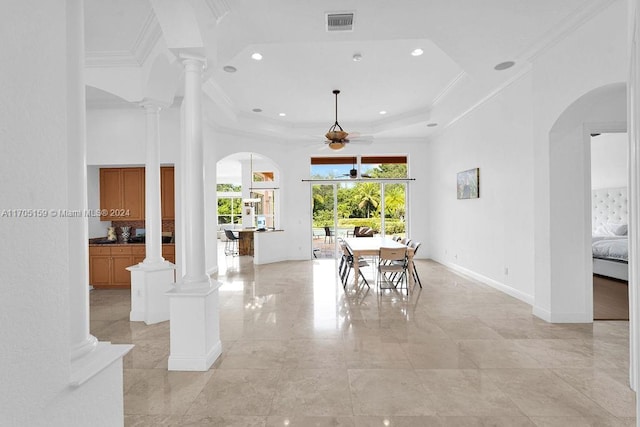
[179,52,207,69]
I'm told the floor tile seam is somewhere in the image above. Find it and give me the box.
[466,368,549,420]
[545,366,625,418]
[480,367,624,419]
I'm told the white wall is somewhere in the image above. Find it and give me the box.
[86,107,181,166]
[532,0,627,322]
[591,132,628,190]
[0,2,126,425]
[427,74,535,303]
[87,165,107,238]
[426,0,628,317]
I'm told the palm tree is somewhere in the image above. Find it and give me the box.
[354,183,380,218]
[384,184,405,218]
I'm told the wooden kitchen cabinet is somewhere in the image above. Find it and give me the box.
[89,244,176,288]
[132,245,145,265]
[99,167,145,221]
[89,245,134,288]
[162,244,175,263]
[161,166,175,220]
[88,247,111,287]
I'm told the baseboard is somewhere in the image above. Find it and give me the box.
[167,341,222,371]
[437,260,534,305]
[144,311,169,325]
[534,306,592,323]
[129,311,144,322]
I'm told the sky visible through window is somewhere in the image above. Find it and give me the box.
[311,164,380,179]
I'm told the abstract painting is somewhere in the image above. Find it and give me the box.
[457,168,479,199]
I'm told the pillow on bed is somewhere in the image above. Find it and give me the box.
[594,223,628,236]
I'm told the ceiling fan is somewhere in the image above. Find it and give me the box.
[325,89,350,150]
[341,159,372,179]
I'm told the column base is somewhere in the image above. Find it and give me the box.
[166,280,223,371]
[128,261,176,325]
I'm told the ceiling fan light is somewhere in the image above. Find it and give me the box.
[325,130,349,141]
[327,141,346,150]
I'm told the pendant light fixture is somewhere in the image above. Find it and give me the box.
[325,89,349,150]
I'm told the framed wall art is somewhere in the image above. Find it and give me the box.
[457,168,479,199]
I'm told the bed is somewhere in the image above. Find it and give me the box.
[592,188,629,281]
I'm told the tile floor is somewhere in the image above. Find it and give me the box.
[89,255,636,427]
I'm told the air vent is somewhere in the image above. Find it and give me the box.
[326,12,354,32]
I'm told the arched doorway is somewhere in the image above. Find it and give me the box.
[537,82,626,324]
[215,152,281,261]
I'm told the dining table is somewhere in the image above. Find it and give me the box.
[344,236,415,289]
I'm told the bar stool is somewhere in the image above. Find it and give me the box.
[224,229,239,256]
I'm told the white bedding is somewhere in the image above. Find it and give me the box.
[592,236,628,262]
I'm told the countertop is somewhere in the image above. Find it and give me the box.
[89,239,174,247]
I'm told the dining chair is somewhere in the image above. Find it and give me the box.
[224,229,239,256]
[399,237,412,246]
[408,241,422,287]
[377,246,408,294]
[324,226,334,243]
[340,242,370,288]
[347,226,361,238]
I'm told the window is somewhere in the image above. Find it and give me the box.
[253,171,274,182]
[217,183,242,225]
[310,156,357,179]
[361,156,407,179]
[250,189,276,228]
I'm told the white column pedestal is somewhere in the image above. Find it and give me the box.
[128,262,175,325]
[166,280,222,371]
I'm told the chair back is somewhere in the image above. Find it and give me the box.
[399,237,411,246]
[324,226,331,236]
[224,229,237,240]
[379,247,406,262]
[410,241,421,256]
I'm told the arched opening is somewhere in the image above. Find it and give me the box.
[215,152,281,264]
[540,82,626,324]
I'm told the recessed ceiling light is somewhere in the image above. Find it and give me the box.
[279,113,286,117]
[252,108,262,113]
[379,111,387,115]
[427,122,438,127]
[411,48,424,56]
[223,65,237,73]
[352,53,362,62]
[251,52,263,61]
[494,61,515,71]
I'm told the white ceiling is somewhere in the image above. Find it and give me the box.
[84,0,610,141]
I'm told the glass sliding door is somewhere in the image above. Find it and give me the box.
[383,182,406,238]
[309,155,409,259]
[311,184,337,258]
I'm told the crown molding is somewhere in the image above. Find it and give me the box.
[432,72,466,107]
[205,0,232,23]
[445,63,533,130]
[518,0,617,63]
[131,11,163,65]
[85,10,161,68]
[85,51,140,68]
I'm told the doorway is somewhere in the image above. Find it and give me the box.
[590,132,629,320]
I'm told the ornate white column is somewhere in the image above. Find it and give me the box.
[67,0,97,363]
[181,56,209,285]
[66,0,131,387]
[166,54,222,371]
[143,101,164,265]
[128,100,175,325]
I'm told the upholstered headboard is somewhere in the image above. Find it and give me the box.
[592,187,628,232]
